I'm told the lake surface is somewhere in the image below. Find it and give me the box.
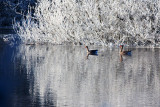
[0,44,160,107]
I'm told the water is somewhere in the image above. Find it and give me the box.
[0,43,160,107]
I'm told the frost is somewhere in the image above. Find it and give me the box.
[14,0,160,46]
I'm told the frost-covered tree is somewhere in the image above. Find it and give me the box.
[0,0,36,27]
[14,0,160,46]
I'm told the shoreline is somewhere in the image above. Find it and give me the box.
[0,31,159,48]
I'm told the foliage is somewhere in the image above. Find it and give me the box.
[14,0,160,46]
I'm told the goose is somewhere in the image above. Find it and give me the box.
[85,46,98,55]
[120,45,131,56]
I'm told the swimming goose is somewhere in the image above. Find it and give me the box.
[85,46,98,55]
[120,45,131,56]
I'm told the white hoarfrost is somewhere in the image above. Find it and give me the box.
[14,0,160,46]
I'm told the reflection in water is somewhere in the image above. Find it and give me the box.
[1,45,160,106]
[86,53,98,59]
[119,54,132,62]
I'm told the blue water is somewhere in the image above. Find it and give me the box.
[0,41,160,107]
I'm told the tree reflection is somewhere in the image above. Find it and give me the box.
[1,45,160,107]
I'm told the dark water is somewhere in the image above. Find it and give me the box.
[0,44,160,107]
[0,28,15,34]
